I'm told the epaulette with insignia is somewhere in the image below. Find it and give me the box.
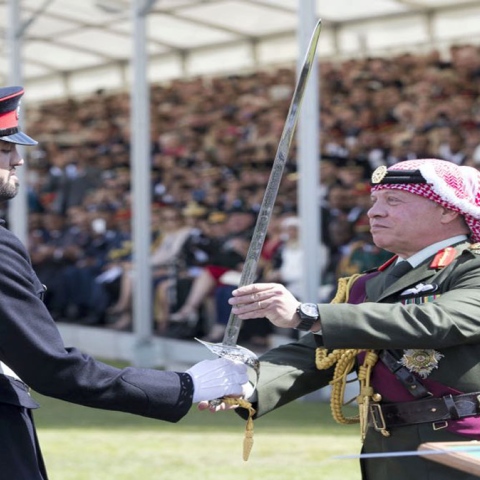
[468,243,480,254]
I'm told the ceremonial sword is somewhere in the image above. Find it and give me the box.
[335,444,480,460]
[196,19,322,383]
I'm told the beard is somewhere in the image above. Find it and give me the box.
[0,177,19,201]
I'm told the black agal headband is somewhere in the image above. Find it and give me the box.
[370,165,427,185]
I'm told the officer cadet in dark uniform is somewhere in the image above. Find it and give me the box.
[210,158,480,479]
[0,86,248,480]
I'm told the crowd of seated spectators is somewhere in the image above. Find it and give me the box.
[18,43,480,350]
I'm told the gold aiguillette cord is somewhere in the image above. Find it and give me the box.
[223,397,256,461]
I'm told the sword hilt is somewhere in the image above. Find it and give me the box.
[195,338,260,402]
[195,338,259,378]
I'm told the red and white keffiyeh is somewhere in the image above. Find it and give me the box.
[371,159,480,242]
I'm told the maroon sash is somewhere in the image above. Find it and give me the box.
[350,273,480,437]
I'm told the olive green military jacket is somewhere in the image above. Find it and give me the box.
[250,241,480,480]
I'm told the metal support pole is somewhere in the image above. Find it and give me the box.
[7,0,27,245]
[6,0,52,246]
[130,0,156,366]
[297,0,321,302]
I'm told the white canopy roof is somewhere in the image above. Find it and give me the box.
[2,0,480,102]
[3,0,480,363]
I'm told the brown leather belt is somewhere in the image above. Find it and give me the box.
[369,392,480,432]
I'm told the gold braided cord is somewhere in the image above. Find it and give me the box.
[315,274,379,438]
[316,347,361,425]
[331,273,362,304]
[223,397,256,461]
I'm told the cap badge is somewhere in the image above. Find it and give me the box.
[371,165,387,184]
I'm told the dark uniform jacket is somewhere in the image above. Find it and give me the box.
[250,241,480,480]
[0,223,193,480]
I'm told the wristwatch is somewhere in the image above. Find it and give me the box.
[295,303,320,331]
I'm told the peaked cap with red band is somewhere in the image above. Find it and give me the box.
[0,86,37,146]
[370,159,480,242]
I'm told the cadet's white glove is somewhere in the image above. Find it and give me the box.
[186,358,248,403]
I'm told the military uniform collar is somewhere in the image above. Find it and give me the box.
[402,234,468,268]
[367,235,468,302]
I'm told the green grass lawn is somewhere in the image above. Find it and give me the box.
[31,359,362,479]
[34,393,363,480]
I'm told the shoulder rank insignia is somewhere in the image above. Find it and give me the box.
[468,243,480,254]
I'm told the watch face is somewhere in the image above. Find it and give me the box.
[300,303,318,318]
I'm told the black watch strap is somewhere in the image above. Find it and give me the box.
[295,303,319,331]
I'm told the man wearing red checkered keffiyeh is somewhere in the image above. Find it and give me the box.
[370,159,480,244]
[213,158,480,479]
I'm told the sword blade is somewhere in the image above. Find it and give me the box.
[222,19,322,347]
[335,446,480,460]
